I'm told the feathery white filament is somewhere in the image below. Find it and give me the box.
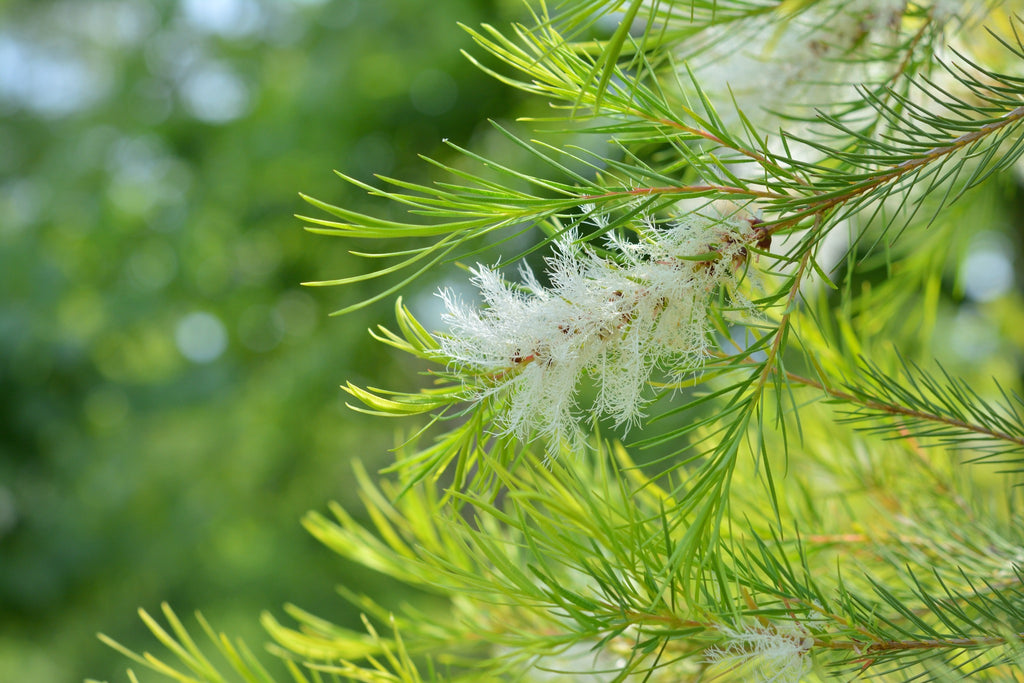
[705,623,814,683]
[437,211,756,445]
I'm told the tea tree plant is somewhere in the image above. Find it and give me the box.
[100,1,1024,681]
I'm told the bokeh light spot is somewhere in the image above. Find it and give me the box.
[962,232,1015,303]
[58,1,157,48]
[175,311,228,363]
[180,0,264,38]
[0,34,113,116]
[180,62,250,123]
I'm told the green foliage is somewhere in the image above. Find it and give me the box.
[99,0,1024,681]
[0,0,521,680]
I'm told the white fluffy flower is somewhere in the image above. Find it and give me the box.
[715,2,893,111]
[437,211,756,445]
[705,622,814,683]
[684,0,964,133]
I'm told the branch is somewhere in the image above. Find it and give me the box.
[781,369,1024,453]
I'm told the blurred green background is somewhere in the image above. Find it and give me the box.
[0,0,523,680]
[5,2,1024,682]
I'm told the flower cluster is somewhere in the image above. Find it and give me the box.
[688,1,899,124]
[704,622,815,683]
[437,209,758,445]
[687,0,965,134]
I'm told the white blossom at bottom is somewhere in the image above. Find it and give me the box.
[705,622,814,683]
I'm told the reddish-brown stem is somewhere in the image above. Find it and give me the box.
[579,183,787,202]
[832,635,1012,652]
[782,369,1024,450]
[762,104,1024,235]
[593,604,1022,657]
